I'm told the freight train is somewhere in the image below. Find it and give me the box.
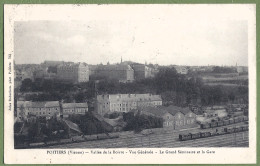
[179,125,248,141]
[20,133,120,149]
[200,116,248,129]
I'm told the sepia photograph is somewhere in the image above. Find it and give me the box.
[4,4,256,164]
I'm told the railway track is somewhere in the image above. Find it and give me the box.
[48,122,248,148]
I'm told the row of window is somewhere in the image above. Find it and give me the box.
[110,107,134,112]
[104,101,161,107]
[166,113,194,119]
[21,108,59,111]
[63,109,87,113]
[164,119,195,126]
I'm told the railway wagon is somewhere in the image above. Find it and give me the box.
[109,133,120,139]
[234,116,243,123]
[179,133,192,141]
[211,130,221,136]
[200,123,210,129]
[200,132,211,138]
[229,119,234,124]
[46,140,58,146]
[236,126,244,132]
[223,120,230,125]
[210,121,218,128]
[29,142,45,148]
[242,125,249,131]
[84,135,98,141]
[180,125,248,141]
[60,138,72,144]
[191,133,200,139]
[217,121,224,127]
[72,136,85,142]
[97,134,109,140]
[243,116,248,121]
[224,127,235,133]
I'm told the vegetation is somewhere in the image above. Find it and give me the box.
[68,113,107,135]
[14,117,68,144]
[123,112,163,132]
[19,67,248,106]
[104,112,121,119]
[212,66,237,73]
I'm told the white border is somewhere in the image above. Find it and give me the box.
[4,4,256,164]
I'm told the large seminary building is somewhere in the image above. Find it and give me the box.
[96,94,162,115]
[57,62,89,83]
[131,64,154,80]
[90,64,134,83]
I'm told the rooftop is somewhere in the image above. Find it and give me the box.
[97,94,162,102]
[140,105,192,117]
[62,103,88,108]
[17,101,60,108]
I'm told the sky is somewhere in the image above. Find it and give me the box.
[13,5,251,66]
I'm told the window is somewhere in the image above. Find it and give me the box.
[176,121,179,126]
[187,120,190,124]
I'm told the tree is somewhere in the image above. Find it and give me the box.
[20,78,33,92]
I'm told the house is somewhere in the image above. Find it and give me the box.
[103,117,126,132]
[173,66,188,75]
[57,62,89,83]
[131,64,153,80]
[62,103,88,118]
[16,101,60,119]
[139,105,197,129]
[90,64,134,83]
[96,93,162,116]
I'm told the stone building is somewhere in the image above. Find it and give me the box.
[139,105,197,129]
[236,66,248,73]
[91,64,134,83]
[96,93,162,116]
[15,70,34,81]
[174,66,188,75]
[17,101,60,119]
[43,60,64,67]
[33,69,57,80]
[131,64,153,80]
[57,62,89,83]
[62,103,88,118]
[16,101,89,119]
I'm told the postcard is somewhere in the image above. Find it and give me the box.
[4,4,256,164]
